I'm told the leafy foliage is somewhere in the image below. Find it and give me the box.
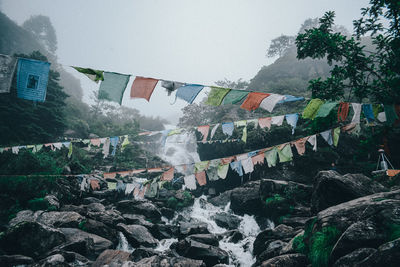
[309,226,340,267]
[267,35,295,58]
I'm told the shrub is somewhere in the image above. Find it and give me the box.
[167,197,178,209]
[28,198,49,211]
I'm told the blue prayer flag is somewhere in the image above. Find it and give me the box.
[278,95,305,104]
[230,161,243,176]
[362,104,375,123]
[110,136,119,156]
[176,84,204,104]
[222,122,234,136]
[285,113,299,134]
[17,58,50,102]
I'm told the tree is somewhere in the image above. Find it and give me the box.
[267,35,295,58]
[296,1,400,103]
[23,15,57,54]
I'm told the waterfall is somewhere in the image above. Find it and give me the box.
[116,232,134,253]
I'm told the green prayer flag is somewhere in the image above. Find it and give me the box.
[121,135,130,151]
[35,144,43,153]
[278,144,293,163]
[107,182,117,190]
[242,126,247,143]
[223,90,249,105]
[302,99,324,120]
[333,127,340,147]
[168,129,183,136]
[98,72,130,105]
[68,143,73,158]
[265,147,278,167]
[384,104,399,125]
[217,163,230,179]
[205,87,231,106]
[316,101,338,118]
[195,161,210,172]
[73,66,104,83]
[372,104,383,118]
[235,120,247,127]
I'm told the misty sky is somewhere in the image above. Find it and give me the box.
[2,0,370,124]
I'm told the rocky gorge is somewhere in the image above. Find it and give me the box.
[0,170,399,267]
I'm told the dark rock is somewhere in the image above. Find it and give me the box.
[253,224,300,257]
[116,200,162,222]
[357,237,400,267]
[0,222,65,259]
[59,228,113,260]
[174,239,229,266]
[131,247,160,262]
[213,212,241,230]
[333,248,377,267]
[228,231,244,243]
[59,205,86,215]
[311,171,387,213]
[84,202,105,213]
[256,240,287,265]
[187,234,219,246]
[160,207,175,219]
[82,197,102,205]
[87,209,125,226]
[122,214,154,227]
[37,253,69,266]
[260,253,308,267]
[44,195,60,210]
[179,221,210,236]
[260,179,312,204]
[331,220,386,261]
[280,216,310,228]
[0,255,34,267]
[208,190,232,207]
[92,249,132,267]
[281,231,304,255]
[9,210,84,228]
[116,223,158,248]
[151,224,179,240]
[81,219,118,245]
[132,255,205,267]
[158,188,175,199]
[230,181,262,215]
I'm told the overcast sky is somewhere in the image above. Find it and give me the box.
[2,0,370,124]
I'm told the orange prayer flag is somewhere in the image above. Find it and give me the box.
[161,167,174,181]
[240,92,270,111]
[130,76,158,101]
[195,171,207,186]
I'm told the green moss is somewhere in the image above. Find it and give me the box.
[47,205,57,211]
[167,197,178,209]
[27,197,49,211]
[387,223,400,241]
[309,226,341,267]
[78,220,87,231]
[293,234,308,254]
[265,194,284,205]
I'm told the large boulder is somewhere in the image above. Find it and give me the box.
[187,234,219,246]
[256,240,287,265]
[59,228,113,260]
[87,209,125,226]
[131,255,205,267]
[230,181,263,215]
[208,190,232,207]
[116,200,162,222]
[311,171,387,213]
[131,247,160,262]
[260,253,308,267]
[260,179,312,204]
[0,255,34,267]
[173,238,229,266]
[80,218,118,245]
[0,222,65,259]
[92,249,132,267]
[9,210,84,228]
[333,248,377,267]
[212,212,241,230]
[116,223,158,248]
[357,237,400,267]
[179,221,210,236]
[36,253,69,266]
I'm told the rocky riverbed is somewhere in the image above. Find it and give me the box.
[0,170,399,266]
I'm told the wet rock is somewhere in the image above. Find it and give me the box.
[87,209,125,226]
[151,224,179,240]
[333,248,377,267]
[37,253,68,266]
[0,222,65,259]
[122,214,154,228]
[179,221,210,236]
[260,179,312,204]
[160,207,175,219]
[132,255,205,267]
[9,210,84,228]
[213,212,241,230]
[59,205,86,215]
[256,240,287,265]
[44,195,60,210]
[174,239,229,266]
[281,230,304,255]
[131,247,160,262]
[82,197,102,205]
[81,218,118,245]
[116,223,158,248]
[280,216,310,228]
[208,190,232,207]
[0,254,34,267]
[187,234,219,246]
[357,237,400,267]
[260,253,308,267]
[59,228,113,260]
[311,171,387,213]
[253,224,300,257]
[92,249,132,267]
[84,202,105,213]
[230,181,262,216]
[330,219,386,261]
[226,231,244,243]
[116,200,162,222]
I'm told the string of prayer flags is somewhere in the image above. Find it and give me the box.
[333,127,340,147]
[265,147,278,167]
[316,101,338,118]
[176,84,204,104]
[205,87,231,106]
[259,94,286,112]
[217,163,230,179]
[338,102,350,122]
[210,123,220,140]
[17,58,50,102]
[130,76,158,102]
[252,153,265,165]
[161,80,184,95]
[271,115,284,126]
[184,175,197,190]
[230,161,243,176]
[351,103,362,124]
[362,104,375,123]
[195,171,207,186]
[240,92,270,111]
[195,161,210,173]
[303,98,324,120]
[285,114,299,134]
[0,54,17,93]
[277,143,293,163]
[99,72,130,105]
[258,117,272,129]
[223,90,249,105]
[73,66,104,83]
[197,125,210,143]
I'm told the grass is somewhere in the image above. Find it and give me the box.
[293,234,308,254]
[309,226,340,267]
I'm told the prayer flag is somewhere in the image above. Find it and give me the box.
[222,122,234,136]
[302,99,324,120]
[265,147,278,167]
[17,58,50,102]
[72,66,104,83]
[338,102,350,122]
[99,72,130,104]
[278,143,293,163]
[351,103,362,123]
[362,104,375,123]
[316,101,338,118]
[259,94,285,112]
[240,92,270,111]
[176,84,204,104]
[223,90,249,104]
[230,161,243,176]
[205,87,230,106]
[197,125,210,143]
[285,113,299,134]
[217,163,230,179]
[130,76,158,101]
[320,130,333,146]
[184,175,197,190]
[161,80,184,95]
[195,171,207,186]
[258,117,272,129]
[161,167,174,181]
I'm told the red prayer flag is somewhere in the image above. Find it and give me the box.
[130,76,158,101]
[240,92,270,111]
